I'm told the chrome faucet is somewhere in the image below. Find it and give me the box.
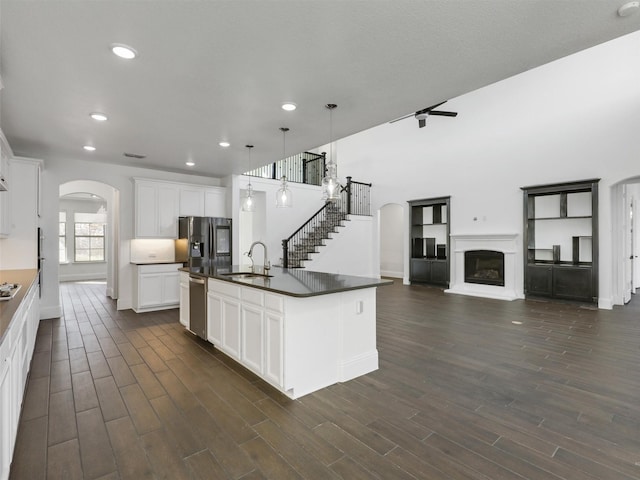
[248,241,270,272]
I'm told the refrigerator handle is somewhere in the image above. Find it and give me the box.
[209,221,215,260]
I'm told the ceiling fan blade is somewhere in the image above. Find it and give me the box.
[418,119,426,128]
[389,113,417,123]
[429,110,458,117]
[425,101,447,111]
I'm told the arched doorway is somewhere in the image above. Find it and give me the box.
[59,181,119,299]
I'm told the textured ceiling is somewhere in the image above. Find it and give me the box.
[1,1,640,177]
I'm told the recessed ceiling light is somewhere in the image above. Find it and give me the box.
[90,112,108,122]
[185,161,195,167]
[511,320,523,325]
[83,145,96,152]
[110,43,137,60]
[219,141,230,148]
[282,102,297,111]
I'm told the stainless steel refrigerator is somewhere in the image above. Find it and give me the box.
[176,216,232,268]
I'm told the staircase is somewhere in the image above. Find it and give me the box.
[283,202,349,268]
[282,177,372,269]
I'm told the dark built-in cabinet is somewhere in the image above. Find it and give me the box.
[409,197,450,287]
[522,179,599,304]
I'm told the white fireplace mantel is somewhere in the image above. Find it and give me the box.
[445,233,524,301]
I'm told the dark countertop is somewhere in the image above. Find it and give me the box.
[181,265,393,298]
[130,261,184,265]
[0,269,39,346]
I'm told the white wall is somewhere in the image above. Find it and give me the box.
[335,30,640,308]
[379,203,403,278]
[39,156,223,316]
[303,215,375,277]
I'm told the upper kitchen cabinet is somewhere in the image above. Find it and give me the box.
[133,178,179,238]
[0,130,13,238]
[179,185,227,218]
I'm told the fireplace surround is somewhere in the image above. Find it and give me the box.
[446,234,523,301]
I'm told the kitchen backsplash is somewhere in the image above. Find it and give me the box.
[130,238,176,263]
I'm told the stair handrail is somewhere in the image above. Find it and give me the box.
[281,202,332,268]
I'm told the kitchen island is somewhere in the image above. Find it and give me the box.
[180,266,392,399]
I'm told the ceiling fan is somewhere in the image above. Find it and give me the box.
[390,101,458,128]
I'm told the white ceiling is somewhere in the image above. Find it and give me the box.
[1,1,639,178]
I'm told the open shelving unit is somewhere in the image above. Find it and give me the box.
[522,179,599,303]
[409,196,450,287]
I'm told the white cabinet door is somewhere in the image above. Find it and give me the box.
[162,272,180,306]
[138,273,164,308]
[134,180,179,238]
[156,184,179,238]
[221,297,241,359]
[204,188,227,218]
[179,273,190,327]
[241,304,264,375]
[0,351,11,480]
[135,182,158,238]
[207,293,222,345]
[179,186,205,217]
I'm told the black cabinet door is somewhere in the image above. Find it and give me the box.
[430,260,448,286]
[553,267,592,302]
[410,259,431,282]
[527,265,553,296]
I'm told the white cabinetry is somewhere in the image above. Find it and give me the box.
[132,263,181,313]
[0,277,39,480]
[207,279,241,357]
[134,179,179,238]
[179,271,189,327]
[0,134,12,238]
[206,279,283,387]
[179,185,227,218]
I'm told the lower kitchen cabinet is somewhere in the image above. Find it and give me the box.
[132,263,182,313]
[206,279,283,388]
[0,275,39,480]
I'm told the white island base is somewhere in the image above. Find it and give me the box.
[193,276,379,399]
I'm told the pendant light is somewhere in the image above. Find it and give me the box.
[322,103,341,202]
[276,127,292,208]
[241,145,255,212]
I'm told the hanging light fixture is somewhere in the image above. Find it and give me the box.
[322,103,341,202]
[241,144,255,212]
[276,127,292,208]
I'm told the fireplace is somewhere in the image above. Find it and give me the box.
[464,250,505,286]
[445,234,523,301]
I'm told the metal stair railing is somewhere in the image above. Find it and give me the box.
[282,177,372,268]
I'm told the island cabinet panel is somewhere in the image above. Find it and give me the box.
[241,304,264,375]
[264,312,284,387]
[221,298,241,359]
[207,279,241,358]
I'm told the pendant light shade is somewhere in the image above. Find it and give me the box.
[322,104,341,202]
[242,145,255,212]
[276,127,292,208]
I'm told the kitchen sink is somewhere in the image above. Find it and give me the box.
[220,272,273,279]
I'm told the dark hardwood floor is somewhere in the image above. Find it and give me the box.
[9,280,640,479]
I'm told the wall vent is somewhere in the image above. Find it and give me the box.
[123,152,146,159]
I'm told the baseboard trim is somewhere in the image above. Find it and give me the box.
[40,305,63,320]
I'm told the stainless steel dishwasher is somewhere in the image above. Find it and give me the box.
[189,275,207,339]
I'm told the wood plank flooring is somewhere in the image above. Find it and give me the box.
[9,280,640,479]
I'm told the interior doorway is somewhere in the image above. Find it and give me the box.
[612,179,640,306]
[379,203,404,278]
[59,180,119,300]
